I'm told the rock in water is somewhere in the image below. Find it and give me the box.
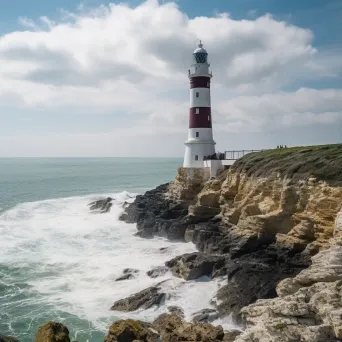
[191,308,218,323]
[167,306,184,317]
[165,252,226,280]
[35,321,70,342]
[104,319,160,342]
[115,268,139,281]
[146,266,168,278]
[88,197,113,213]
[0,336,19,342]
[110,284,166,311]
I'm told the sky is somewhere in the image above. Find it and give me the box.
[0,0,341,157]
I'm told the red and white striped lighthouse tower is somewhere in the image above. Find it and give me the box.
[183,41,216,168]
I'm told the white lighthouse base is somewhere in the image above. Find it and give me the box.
[183,140,216,168]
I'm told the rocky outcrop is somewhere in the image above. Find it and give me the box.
[104,319,159,342]
[146,266,168,278]
[115,268,139,281]
[88,197,113,213]
[191,308,219,323]
[238,246,342,341]
[167,306,184,316]
[165,252,225,280]
[167,167,210,202]
[35,321,70,342]
[214,244,311,321]
[110,284,166,312]
[119,183,191,240]
[153,313,225,342]
[32,317,235,342]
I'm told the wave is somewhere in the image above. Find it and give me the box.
[0,192,235,340]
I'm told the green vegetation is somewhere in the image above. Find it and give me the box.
[232,144,342,184]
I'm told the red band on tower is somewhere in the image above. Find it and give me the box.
[189,107,212,128]
[190,76,210,89]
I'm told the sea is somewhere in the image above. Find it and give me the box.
[0,158,234,341]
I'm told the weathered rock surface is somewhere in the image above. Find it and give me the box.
[215,244,311,321]
[165,252,225,280]
[35,321,70,342]
[119,184,191,240]
[153,313,225,342]
[116,268,139,281]
[223,329,243,341]
[104,319,159,342]
[167,306,184,317]
[118,144,342,339]
[191,308,219,323]
[238,246,342,341]
[0,336,19,342]
[146,266,168,279]
[110,284,166,312]
[88,197,113,213]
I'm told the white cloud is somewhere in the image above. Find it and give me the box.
[0,0,341,156]
[0,1,317,92]
[215,88,342,132]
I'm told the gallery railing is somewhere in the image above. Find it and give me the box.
[223,150,262,160]
[204,150,263,161]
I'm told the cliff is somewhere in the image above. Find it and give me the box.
[119,143,342,341]
[190,143,342,252]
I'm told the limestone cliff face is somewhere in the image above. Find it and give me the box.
[165,145,342,341]
[169,144,342,256]
[238,243,342,341]
[218,172,340,252]
[167,167,210,202]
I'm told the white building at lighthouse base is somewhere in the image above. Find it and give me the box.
[183,128,216,168]
[183,128,224,178]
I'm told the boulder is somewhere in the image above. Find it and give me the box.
[165,252,225,280]
[153,313,225,342]
[167,306,184,317]
[116,269,139,281]
[111,284,166,312]
[104,319,159,342]
[146,266,168,278]
[191,308,218,323]
[88,197,113,213]
[35,322,70,342]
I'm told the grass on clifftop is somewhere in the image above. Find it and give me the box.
[232,143,342,184]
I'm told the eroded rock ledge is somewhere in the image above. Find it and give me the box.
[118,144,342,340]
[18,317,242,342]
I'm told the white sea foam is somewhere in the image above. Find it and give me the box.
[0,192,236,335]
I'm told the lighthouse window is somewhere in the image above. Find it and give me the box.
[196,132,199,137]
[196,92,199,98]
[195,108,199,114]
[195,155,199,161]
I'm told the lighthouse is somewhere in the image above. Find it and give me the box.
[183,41,216,168]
